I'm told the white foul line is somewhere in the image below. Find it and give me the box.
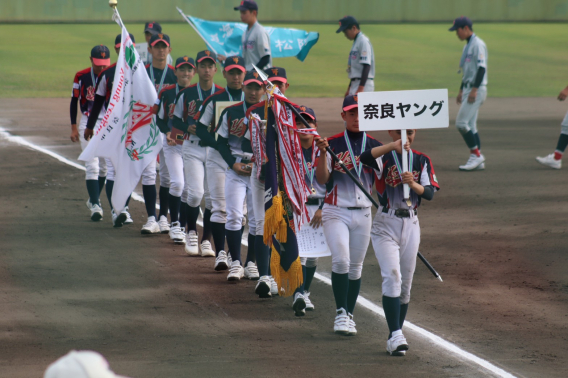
[0,127,517,378]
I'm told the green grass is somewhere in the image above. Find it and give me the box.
[1,22,567,98]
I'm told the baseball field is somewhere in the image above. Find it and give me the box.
[1,20,568,378]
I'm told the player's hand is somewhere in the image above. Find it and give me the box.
[217,54,226,63]
[401,171,415,186]
[187,125,197,135]
[314,136,329,152]
[83,128,94,141]
[356,86,365,94]
[558,87,568,101]
[456,90,463,105]
[70,126,79,143]
[467,88,477,103]
[309,209,323,229]
[391,139,403,154]
[232,162,252,176]
[166,132,176,146]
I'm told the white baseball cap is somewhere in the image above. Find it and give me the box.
[44,350,131,378]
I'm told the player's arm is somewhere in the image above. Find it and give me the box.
[468,45,487,103]
[70,97,79,143]
[559,86,568,101]
[314,137,331,184]
[255,31,271,70]
[194,101,218,147]
[361,140,403,161]
[357,64,371,93]
[356,39,372,93]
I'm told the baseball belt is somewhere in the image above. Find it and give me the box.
[382,207,417,218]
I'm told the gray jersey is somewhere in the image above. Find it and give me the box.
[347,32,375,80]
[460,33,488,87]
[242,21,272,71]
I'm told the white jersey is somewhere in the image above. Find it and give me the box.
[460,33,488,87]
[242,21,272,71]
[347,32,375,80]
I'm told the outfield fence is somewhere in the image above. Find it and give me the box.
[2,0,568,23]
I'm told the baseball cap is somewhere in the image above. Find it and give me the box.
[266,67,287,83]
[196,50,217,64]
[150,33,170,47]
[234,0,258,11]
[342,94,358,111]
[144,22,162,35]
[114,33,135,48]
[175,56,196,69]
[243,70,264,86]
[43,350,130,378]
[336,15,358,33]
[91,45,111,66]
[449,16,473,31]
[298,105,317,122]
[224,56,246,72]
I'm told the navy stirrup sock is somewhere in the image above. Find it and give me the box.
[255,235,270,276]
[98,176,106,195]
[168,195,181,223]
[304,266,316,292]
[202,208,212,242]
[226,229,242,263]
[245,233,256,265]
[211,222,226,256]
[383,296,401,339]
[142,185,157,218]
[158,186,169,219]
[331,272,349,311]
[86,180,100,205]
[347,278,362,314]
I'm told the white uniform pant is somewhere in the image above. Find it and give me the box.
[162,135,184,197]
[456,86,487,135]
[348,79,374,95]
[322,205,372,280]
[224,169,256,233]
[250,163,265,235]
[182,139,212,209]
[560,111,568,134]
[78,116,107,180]
[141,145,169,186]
[105,158,115,180]
[371,208,420,304]
[206,149,228,223]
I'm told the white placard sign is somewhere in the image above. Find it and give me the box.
[296,225,331,258]
[358,89,449,131]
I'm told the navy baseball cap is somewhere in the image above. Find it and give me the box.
[342,94,358,111]
[150,33,170,47]
[449,16,473,31]
[266,67,287,83]
[91,45,111,66]
[336,15,358,33]
[224,56,246,72]
[243,70,264,86]
[234,0,258,11]
[144,22,162,35]
[298,105,317,122]
[114,33,135,48]
[196,50,217,64]
[175,56,196,69]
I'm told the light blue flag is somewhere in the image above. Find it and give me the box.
[183,14,319,62]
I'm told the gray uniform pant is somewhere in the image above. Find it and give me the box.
[456,86,487,134]
[348,79,374,95]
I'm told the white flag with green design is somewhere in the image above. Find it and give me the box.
[79,11,161,214]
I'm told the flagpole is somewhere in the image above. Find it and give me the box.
[176,7,219,56]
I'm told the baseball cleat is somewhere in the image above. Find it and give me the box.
[169,222,186,245]
[227,253,233,267]
[334,308,350,335]
[184,230,199,255]
[536,154,562,169]
[243,261,260,280]
[200,240,215,257]
[303,291,315,311]
[214,250,229,271]
[122,207,133,224]
[459,153,485,171]
[292,292,306,317]
[386,330,409,356]
[269,276,279,296]
[474,162,485,170]
[113,210,127,228]
[255,276,272,298]
[158,215,170,234]
[227,260,244,281]
[87,200,103,221]
[141,216,160,234]
[348,313,357,336]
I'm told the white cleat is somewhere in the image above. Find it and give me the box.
[334,308,350,335]
[112,209,127,228]
[255,276,272,298]
[459,153,485,171]
[87,200,103,222]
[292,292,306,317]
[169,222,186,245]
[141,216,160,234]
[227,253,233,267]
[184,230,199,255]
[122,206,133,224]
[158,215,170,234]
[536,154,562,169]
[214,250,229,271]
[386,330,409,356]
[227,260,244,281]
[200,240,215,257]
[474,162,485,170]
[269,276,279,296]
[243,261,260,280]
[303,291,314,311]
[348,313,357,336]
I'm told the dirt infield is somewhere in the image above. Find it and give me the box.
[1,97,568,377]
